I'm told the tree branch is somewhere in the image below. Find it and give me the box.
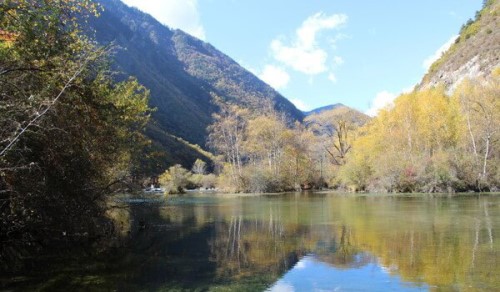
[0,66,44,76]
[0,48,107,157]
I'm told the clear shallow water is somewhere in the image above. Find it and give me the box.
[3,193,499,291]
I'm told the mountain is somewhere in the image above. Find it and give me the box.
[419,0,499,90]
[89,0,302,144]
[304,104,370,129]
[303,104,344,116]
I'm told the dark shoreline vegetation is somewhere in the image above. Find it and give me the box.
[0,1,151,271]
[0,0,498,277]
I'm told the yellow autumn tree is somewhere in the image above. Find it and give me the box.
[339,82,489,192]
[452,73,500,189]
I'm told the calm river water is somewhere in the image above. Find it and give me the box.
[3,193,499,291]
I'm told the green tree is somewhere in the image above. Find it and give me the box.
[0,0,151,269]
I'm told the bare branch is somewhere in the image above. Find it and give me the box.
[0,48,107,157]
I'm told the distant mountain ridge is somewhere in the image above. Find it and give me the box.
[305,104,370,128]
[303,104,344,116]
[419,0,499,90]
[87,0,303,170]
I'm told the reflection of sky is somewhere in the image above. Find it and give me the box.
[267,255,429,292]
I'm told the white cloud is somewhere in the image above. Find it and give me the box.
[121,0,206,40]
[402,84,415,93]
[365,90,397,117]
[365,83,416,117]
[290,98,311,112]
[270,13,347,75]
[328,72,337,84]
[328,33,348,49]
[268,282,295,292]
[295,260,307,269]
[422,35,458,70]
[333,56,344,66]
[258,65,290,90]
[271,40,327,75]
[297,13,347,48]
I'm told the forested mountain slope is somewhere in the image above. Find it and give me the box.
[90,0,303,151]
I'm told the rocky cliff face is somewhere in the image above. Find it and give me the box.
[419,0,499,91]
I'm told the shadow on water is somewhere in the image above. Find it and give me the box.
[1,192,499,291]
[1,194,303,291]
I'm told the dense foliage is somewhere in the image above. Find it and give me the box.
[202,76,499,194]
[206,101,360,192]
[0,0,150,269]
[341,74,499,192]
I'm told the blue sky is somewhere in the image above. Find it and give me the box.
[121,0,482,115]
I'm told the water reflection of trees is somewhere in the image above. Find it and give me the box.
[207,203,373,283]
[315,225,375,269]
[8,194,496,291]
[208,209,306,282]
[208,194,499,290]
[332,196,498,290]
[118,195,500,291]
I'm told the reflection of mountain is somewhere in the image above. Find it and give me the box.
[155,194,498,291]
[268,254,428,292]
[9,194,498,290]
[201,195,498,290]
[313,225,368,269]
[121,199,373,290]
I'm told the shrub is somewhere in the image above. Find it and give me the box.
[159,164,191,194]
